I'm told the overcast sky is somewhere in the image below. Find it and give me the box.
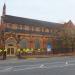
[0,0,75,23]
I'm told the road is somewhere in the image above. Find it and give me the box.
[0,56,75,75]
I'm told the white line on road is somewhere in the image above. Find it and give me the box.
[12,64,75,72]
[13,66,40,71]
[0,67,12,72]
[0,61,75,72]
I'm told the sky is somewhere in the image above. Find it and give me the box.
[0,0,75,24]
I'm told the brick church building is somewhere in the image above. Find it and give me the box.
[0,3,75,56]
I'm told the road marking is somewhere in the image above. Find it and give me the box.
[0,67,12,72]
[14,63,75,72]
[66,61,68,65]
[3,61,65,68]
[13,63,75,72]
[4,67,13,71]
[39,64,44,68]
[13,66,40,71]
[0,61,75,72]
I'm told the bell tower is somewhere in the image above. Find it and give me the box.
[1,3,6,24]
[2,3,6,16]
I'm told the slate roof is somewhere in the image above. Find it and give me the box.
[2,15,63,28]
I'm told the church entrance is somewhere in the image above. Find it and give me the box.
[5,37,17,56]
[6,47,16,56]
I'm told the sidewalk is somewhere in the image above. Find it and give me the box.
[0,56,38,65]
[0,54,75,65]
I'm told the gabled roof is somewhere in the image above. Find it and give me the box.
[67,20,74,25]
[63,20,75,28]
[2,15,63,28]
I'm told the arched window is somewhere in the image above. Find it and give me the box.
[34,39,40,49]
[5,37,17,46]
[19,39,28,48]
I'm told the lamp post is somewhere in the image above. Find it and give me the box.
[1,26,6,60]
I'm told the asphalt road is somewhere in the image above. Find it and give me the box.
[0,56,75,75]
